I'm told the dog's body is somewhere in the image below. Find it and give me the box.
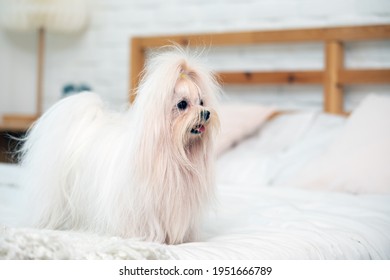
[20,48,220,244]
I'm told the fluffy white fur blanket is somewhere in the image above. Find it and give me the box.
[0,226,173,260]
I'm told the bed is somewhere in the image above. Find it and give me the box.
[1,25,390,260]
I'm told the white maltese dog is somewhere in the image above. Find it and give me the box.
[20,47,220,244]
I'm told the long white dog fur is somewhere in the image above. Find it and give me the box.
[20,47,220,244]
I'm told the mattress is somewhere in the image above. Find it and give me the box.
[1,110,389,259]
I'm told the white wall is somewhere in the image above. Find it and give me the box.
[0,0,390,114]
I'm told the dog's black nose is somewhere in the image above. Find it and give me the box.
[201,110,210,121]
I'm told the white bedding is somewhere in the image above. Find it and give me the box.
[217,111,346,186]
[1,111,390,260]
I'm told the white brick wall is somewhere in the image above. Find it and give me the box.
[0,0,390,114]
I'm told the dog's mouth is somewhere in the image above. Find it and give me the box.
[190,124,206,134]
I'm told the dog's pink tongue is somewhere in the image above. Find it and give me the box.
[199,125,205,132]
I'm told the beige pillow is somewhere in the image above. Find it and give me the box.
[289,94,390,194]
[216,103,276,156]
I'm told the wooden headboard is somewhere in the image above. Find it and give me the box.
[130,24,390,115]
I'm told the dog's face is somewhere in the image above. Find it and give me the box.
[170,72,218,148]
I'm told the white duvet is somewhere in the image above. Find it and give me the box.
[1,111,390,259]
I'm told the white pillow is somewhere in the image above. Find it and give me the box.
[216,103,276,156]
[0,163,21,188]
[217,112,346,186]
[289,94,390,194]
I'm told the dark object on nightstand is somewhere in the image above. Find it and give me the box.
[62,83,92,97]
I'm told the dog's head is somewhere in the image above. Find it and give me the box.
[135,47,220,159]
[171,69,219,148]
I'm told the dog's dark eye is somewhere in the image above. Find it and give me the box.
[177,100,188,110]
[200,99,204,106]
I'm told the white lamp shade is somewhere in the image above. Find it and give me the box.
[0,0,90,33]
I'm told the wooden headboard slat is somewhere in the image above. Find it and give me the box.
[219,71,323,85]
[209,69,390,85]
[324,41,344,113]
[339,69,390,84]
[135,24,390,47]
[129,24,390,114]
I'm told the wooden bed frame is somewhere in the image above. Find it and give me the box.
[130,24,390,115]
